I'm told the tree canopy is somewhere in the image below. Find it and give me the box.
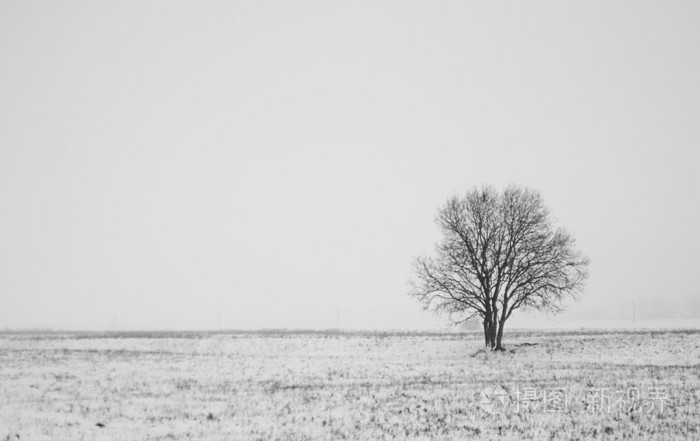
[409,185,590,350]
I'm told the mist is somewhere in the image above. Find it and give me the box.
[1,1,699,330]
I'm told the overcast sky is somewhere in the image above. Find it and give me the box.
[1,1,699,330]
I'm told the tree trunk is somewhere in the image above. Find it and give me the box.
[488,322,496,349]
[494,318,506,351]
[483,318,495,349]
[488,305,499,350]
[483,302,493,349]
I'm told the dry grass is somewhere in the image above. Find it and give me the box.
[1,330,698,440]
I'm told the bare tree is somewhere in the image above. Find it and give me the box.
[409,185,589,350]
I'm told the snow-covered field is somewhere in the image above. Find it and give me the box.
[1,329,699,440]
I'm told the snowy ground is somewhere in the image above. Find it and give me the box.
[1,329,699,440]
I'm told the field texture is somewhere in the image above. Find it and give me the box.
[1,330,699,440]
